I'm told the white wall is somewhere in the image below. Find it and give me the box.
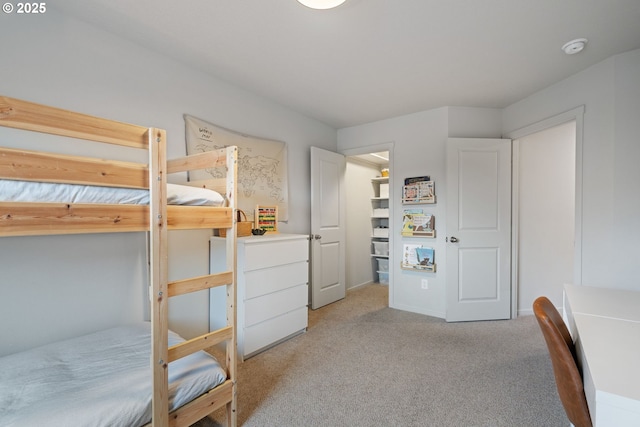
[448,107,504,138]
[611,50,640,290]
[345,158,381,289]
[0,9,336,356]
[340,49,640,318]
[338,107,502,318]
[503,49,640,292]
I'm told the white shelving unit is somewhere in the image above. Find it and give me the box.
[371,177,390,284]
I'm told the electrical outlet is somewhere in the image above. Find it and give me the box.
[421,279,428,290]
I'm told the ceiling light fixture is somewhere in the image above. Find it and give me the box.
[562,38,588,55]
[297,0,346,10]
[370,153,389,162]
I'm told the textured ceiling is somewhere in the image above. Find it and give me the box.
[52,0,640,129]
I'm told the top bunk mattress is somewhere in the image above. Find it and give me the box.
[0,179,225,206]
[0,322,227,427]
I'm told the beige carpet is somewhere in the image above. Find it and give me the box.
[198,283,567,426]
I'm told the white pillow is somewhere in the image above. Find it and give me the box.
[166,183,225,206]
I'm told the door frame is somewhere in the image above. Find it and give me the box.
[341,142,394,305]
[505,106,585,318]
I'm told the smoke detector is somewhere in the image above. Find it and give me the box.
[562,38,588,55]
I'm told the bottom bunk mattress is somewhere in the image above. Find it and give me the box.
[0,322,227,427]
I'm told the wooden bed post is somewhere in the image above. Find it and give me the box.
[149,127,169,427]
[225,146,238,426]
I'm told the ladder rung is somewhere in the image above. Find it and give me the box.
[168,271,233,297]
[168,327,233,362]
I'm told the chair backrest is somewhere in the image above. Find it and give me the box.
[537,296,577,361]
[533,296,592,427]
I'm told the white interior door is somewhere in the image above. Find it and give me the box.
[310,147,346,309]
[446,138,512,322]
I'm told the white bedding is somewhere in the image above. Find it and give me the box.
[0,179,225,206]
[0,323,227,427]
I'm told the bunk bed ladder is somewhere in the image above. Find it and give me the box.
[160,146,238,427]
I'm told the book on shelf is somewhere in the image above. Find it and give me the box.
[402,243,422,266]
[415,247,434,267]
[402,209,434,236]
[404,176,430,185]
[402,244,435,271]
[403,180,435,202]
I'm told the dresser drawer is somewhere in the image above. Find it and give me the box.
[244,237,308,271]
[244,306,308,356]
[244,261,308,299]
[245,284,308,327]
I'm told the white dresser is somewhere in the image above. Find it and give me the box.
[210,233,309,360]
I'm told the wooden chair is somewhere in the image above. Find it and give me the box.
[533,296,592,427]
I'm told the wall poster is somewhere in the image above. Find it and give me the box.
[184,114,289,222]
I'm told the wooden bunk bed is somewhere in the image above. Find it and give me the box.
[0,96,237,427]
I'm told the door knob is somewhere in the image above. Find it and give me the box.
[449,236,459,243]
[314,234,322,240]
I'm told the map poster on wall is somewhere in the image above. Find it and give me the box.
[184,114,289,222]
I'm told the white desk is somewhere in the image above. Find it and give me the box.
[564,284,640,323]
[563,284,640,426]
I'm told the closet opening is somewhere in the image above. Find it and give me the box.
[345,150,390,296]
